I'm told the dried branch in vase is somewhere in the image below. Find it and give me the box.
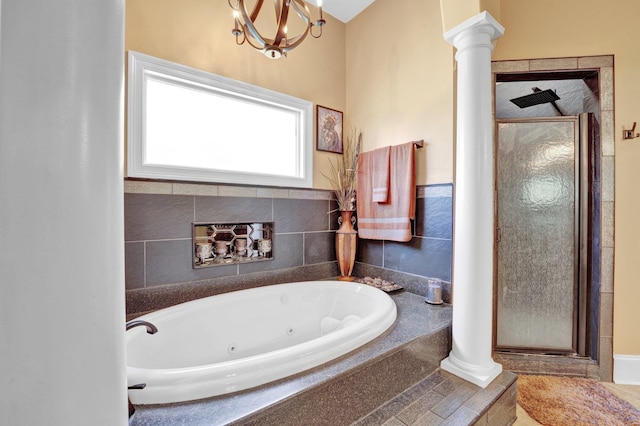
[322,130,362,212]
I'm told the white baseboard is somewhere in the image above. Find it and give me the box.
[613,354,640,385]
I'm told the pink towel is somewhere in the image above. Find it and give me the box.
[371,146,391,203]
[357,142,416,242]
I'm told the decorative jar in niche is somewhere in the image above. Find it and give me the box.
[215,240,228,256]
[235,238,248,256]
[257,238,272,257]
[195,243,213,263]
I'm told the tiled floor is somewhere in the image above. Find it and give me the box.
[513,382,640,425]
[356,371,640,426]
[604,383,640,410]
[353,369,517,425]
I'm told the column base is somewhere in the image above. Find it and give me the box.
[440,353,503,389]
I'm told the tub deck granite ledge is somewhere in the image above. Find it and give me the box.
[129,290,516,425]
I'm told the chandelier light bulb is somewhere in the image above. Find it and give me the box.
[231,9,243,38]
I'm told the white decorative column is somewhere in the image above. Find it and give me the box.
[440,11,505,388]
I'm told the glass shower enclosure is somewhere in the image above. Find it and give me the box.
[495,114,592,355]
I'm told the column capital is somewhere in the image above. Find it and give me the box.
[443,11,504,48]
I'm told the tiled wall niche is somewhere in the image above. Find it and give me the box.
[124,180,453,315]
[192,222,274,268]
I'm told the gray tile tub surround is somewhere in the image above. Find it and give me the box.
[125,263,339,317]
[356,183,453,300]
[124,193,339,290]
[128,291,453,426]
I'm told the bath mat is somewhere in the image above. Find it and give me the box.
[517,374,640,425]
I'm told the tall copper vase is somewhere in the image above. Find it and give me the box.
[336,210,357,281]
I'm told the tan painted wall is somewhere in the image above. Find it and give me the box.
[125,0,346,189]
[479,0,501,22]
[345,0,455,185]
[439,0,481,33]
[491,0,640,355]
[614,141,640,356]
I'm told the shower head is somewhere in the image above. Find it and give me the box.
[509,87,560,108]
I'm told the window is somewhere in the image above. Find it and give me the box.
[127,51,313,187]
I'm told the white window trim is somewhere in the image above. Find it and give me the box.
[127,51,313,188]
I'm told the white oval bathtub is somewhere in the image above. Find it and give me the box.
[126,280,397,405]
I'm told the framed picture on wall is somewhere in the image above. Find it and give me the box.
[316,105,343,154]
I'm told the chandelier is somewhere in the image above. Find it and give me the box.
[229,0,325,59]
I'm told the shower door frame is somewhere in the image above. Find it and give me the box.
[491,56,614,381]
[493,114,591,356]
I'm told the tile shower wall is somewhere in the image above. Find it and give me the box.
[124,181,453,309]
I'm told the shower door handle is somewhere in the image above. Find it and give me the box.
[496,227,502,243]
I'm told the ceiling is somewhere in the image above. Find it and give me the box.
[319,0,376,23]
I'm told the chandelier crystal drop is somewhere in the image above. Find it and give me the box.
[229,0,325,59]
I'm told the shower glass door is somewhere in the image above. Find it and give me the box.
[495,117,580,354]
